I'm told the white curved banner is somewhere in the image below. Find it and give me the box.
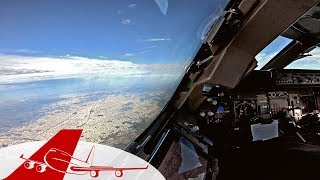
[0,129,165,180]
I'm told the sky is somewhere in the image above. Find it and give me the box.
[0,0,227,65]
[255,36,292,69]
[0,0,228,103]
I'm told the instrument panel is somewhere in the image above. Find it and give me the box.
[233,100,257,121]
[275,69,320,85]
[176,69,320,150]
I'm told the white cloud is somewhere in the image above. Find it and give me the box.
[286,48,320,70]
[99,55,109,59]
[128,3,136,8]
[154,0,168,15]
[122,46,158,57]
[0,48,40,54]
[123,50,151,57]
[123,53,134,57]
[0,54,188,84]
[121,18,131,25]
[255,51,279,69]
[143,38,171,42]
[138,50,152,55]
[15,49,40,53]
[117,3,136,15]
[144,45,158,49]
[117,10,124,15]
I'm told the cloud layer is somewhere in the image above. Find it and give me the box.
[286,47,320,69]
[121,18,131,25]
[143,38,171,42]
[128,3,136,8]
[0,54,188,84]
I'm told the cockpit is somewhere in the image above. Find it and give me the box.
[2,0,320,179]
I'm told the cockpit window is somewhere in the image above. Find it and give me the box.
[255,36,292,69]
[286,46,320,70]
[0,0,228,149]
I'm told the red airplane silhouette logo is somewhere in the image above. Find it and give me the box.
[4,129,148,179]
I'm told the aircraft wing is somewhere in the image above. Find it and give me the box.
[71,165,149,171]
[5,129,82,180]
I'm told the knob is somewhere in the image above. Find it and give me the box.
[212,100,218,105]
[207,111,214,116]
